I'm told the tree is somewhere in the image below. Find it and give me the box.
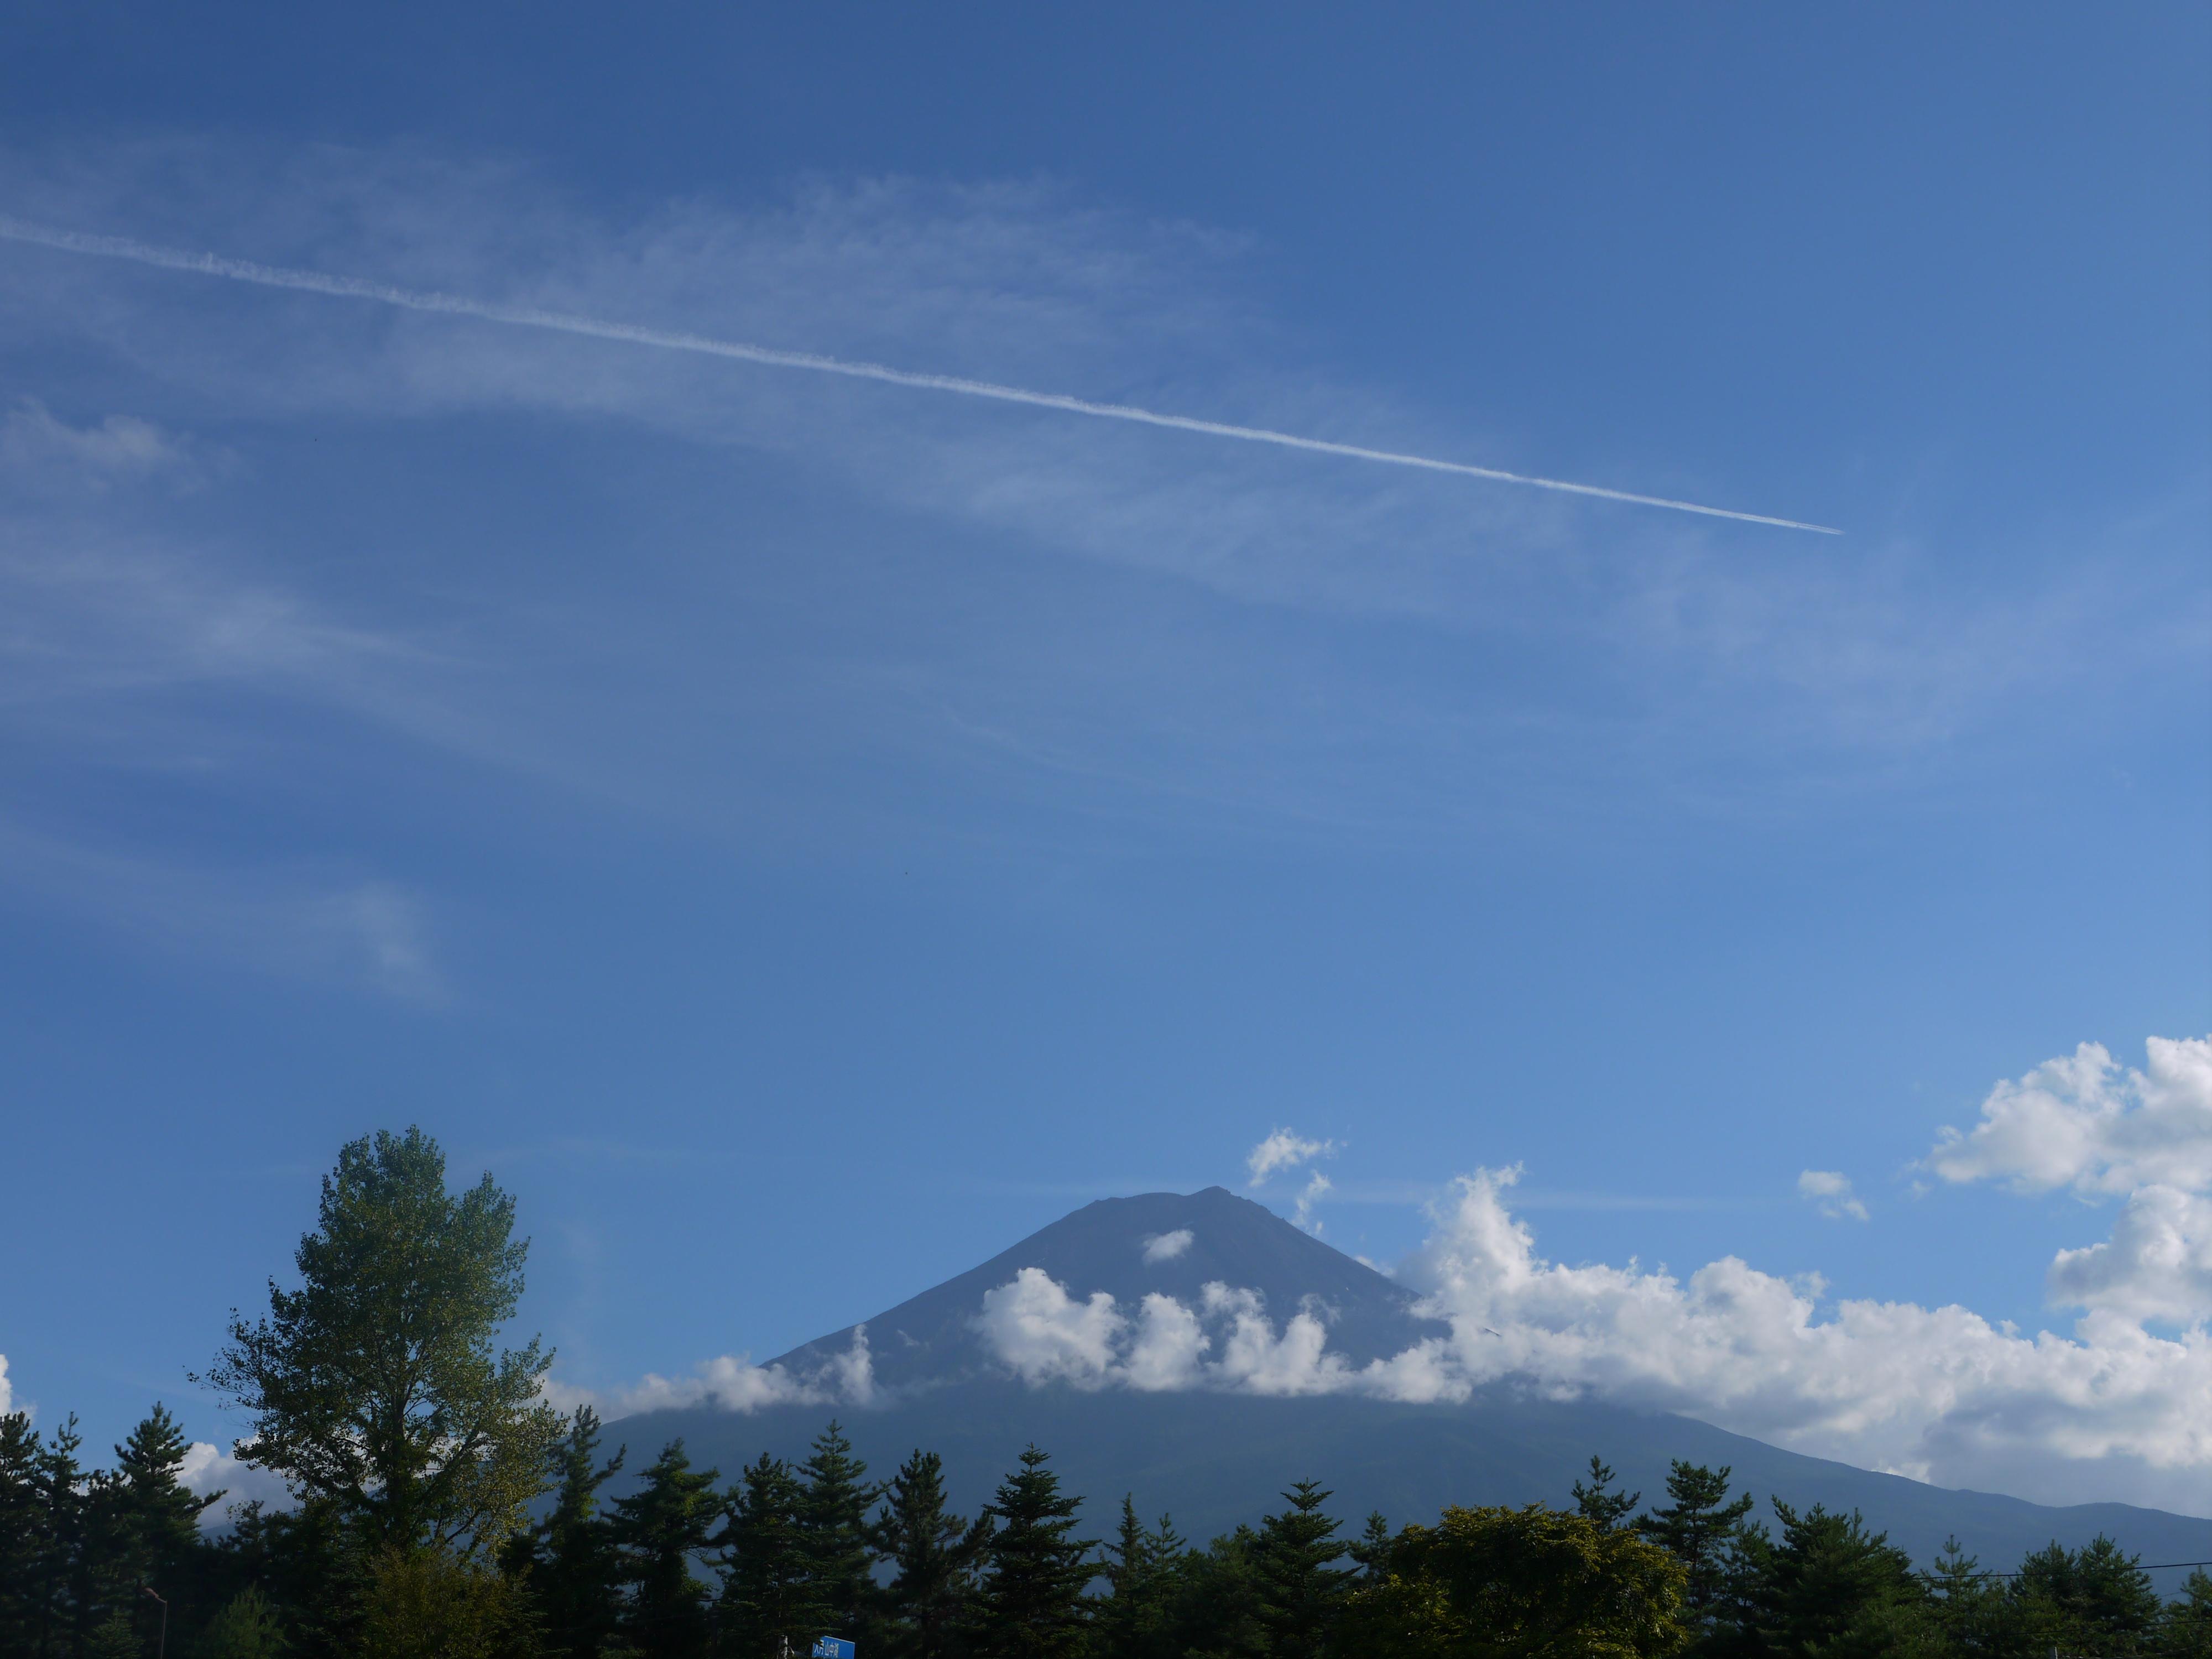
[510,1406,627,1658]
[1340,1503,1688,1658]
[1574,1456,1643,1533]
[106,1404,224,1648]
[1730,1501,1934,1657]
[198,1127,561,1557]
[0,1412,44,1651]
[1094,1496,1184,1659]
[612,1438,720,1659]
[2010,1535,2163,1656]
[971,1445,1094,1659]
[871,1448,987,1659]
[199,1586,291,1658]
[718,1453,812,1659]
[39,1414,91,1657]
[1249,1481,1355,1659]
[1637,1462,1754,1629]
[362,1547,541,1659]
[2160,1569,2212,1658]
[797,1421,880,1641]
[1348,1510,1394,1581]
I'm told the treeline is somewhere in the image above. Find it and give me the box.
[3,1126,2208,1658]
[7,1407,2211,1659]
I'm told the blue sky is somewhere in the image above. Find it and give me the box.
[1,4,2207,1510]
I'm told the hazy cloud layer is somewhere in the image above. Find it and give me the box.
[543,1329,875,1421]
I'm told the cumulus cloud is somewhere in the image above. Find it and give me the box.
[545,1329,875,1418]
[1927,1036,2212,1331]
[1247,1129,1338,1187]
[1142,1228,1194,1262]
[1928,1037,2212,1197]
[2047,1186,2212,1326]
[179,1441,294,1523]
[974,1133,2212,1509]
[1798,1170,1869,1222]
[0,1354,12,1416]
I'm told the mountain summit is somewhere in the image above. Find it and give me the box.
[771,1186,1439,1390]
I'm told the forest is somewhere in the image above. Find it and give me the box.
[4,1128,2206,1658]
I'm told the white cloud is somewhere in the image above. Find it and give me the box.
[1141,1228,1193,1262]
[1927,1037,2212,1197]
[972,1127,2212,1510]
[0,400,202,490]
[2048,1186,2212,1325]
[1292,1171,1333,1233]
[179,1441,294,1524]
[1247,1129,1338,1187]
[545,1328,875,1418]
[1798,1170,1869,1222]
[0,1354,12,1416]
[974,1269,1126,1388]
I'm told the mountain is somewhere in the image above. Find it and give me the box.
[619,1189,2212,1579]
[769,1186,1440,1387]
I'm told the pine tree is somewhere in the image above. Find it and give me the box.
[870,1448,985,1659]
[1092,1497,1182,1659]
[612,1439,721,1659]
[1636,1460,1754,1626]
[971,1446,1093,1659]
[517,1406,627,1657]
[1571,1455,1641,1533]
[2161,1568,2212,1658]
[1347,1511,1392,1582]
[1250,1481,1354,1659]
[717,1453,812,1659]
[40,1414,91,1658]
[2011,1533,2163,1655]
[109,1404,224,1647]
[0,1413,44,1651]
[797,1421,879,1641]
[1745,1500,1928,1657]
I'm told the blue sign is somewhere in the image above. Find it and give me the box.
[811,1640,855,1659]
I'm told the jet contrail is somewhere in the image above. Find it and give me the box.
[0,214,1840,535]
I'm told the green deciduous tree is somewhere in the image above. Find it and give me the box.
[198,1586,291,1659]
[199,1127,561,1558]
[972,1445,1093,1659]
[362,1547,541,1659]
[1342,1502,1688,1659]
